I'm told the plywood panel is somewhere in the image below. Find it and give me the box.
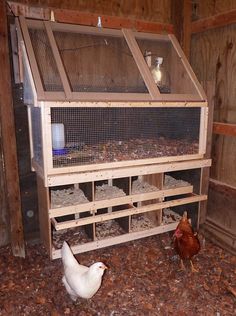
[14,0,172,23]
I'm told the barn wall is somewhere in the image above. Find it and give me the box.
[191,1,236,253]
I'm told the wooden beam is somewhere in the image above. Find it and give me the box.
[213,122,236,137]
[54,9,174,34]
[171,0,191,59]
[199,81,214,225]
[182,0,191,60]
[0,1,25,257]
[7,1,174,34]
[191,9,236,34]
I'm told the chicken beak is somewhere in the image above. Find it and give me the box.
[103,264,108,270]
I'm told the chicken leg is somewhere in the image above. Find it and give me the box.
[190,260,198,273]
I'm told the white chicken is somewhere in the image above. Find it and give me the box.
[61,241,107,301]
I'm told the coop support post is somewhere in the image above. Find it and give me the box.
[0,1,25,257]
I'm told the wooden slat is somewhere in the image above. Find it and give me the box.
[0,1,25,257]
[213,122,236,137]
[199,81,215,225]
[54,9,174,34]
[49,185,194,218]
[43,100,208,108]
[52,194,207,230]
[44,21,72,99]
[47,158,211,186]
[18,16,45,99]
[191,9,236,34]
[37,175,52,258]
[122,28,160,100]
[199,107,208,155]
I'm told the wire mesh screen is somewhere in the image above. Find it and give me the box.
[31,107,43,167]
[53,31,148,93]
[29,28,64,91]
[51,107,200,168]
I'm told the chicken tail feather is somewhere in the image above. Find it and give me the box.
[61,241,79,269]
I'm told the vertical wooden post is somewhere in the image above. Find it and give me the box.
[199,81,215,225]
[171,0,191,59]
[0,1,25,257]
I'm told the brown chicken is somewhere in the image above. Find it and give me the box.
[173,211,200,272]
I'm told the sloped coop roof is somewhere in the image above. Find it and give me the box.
[18,16,206,103]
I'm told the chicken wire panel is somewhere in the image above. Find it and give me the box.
[51,107,200,168]
[136,38,199,96]
[31,107,43,167]
[53,31,148,93]
[28,28,64,91]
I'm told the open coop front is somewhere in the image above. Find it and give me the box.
[49,107,201,169]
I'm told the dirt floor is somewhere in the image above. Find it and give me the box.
[0,233,236,316]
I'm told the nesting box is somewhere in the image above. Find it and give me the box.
[17,16,211,259]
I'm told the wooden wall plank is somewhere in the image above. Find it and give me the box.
[192,9,236,34]
[8,0,172,24]
[213,122,236,137]
[8,1,173,34]
[0,1,25,256]
[192,1,236,21]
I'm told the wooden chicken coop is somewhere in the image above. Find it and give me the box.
[17,16,211,259]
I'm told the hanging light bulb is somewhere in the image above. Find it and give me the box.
[151,57,163,85]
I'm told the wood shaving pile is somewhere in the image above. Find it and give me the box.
[131,179,159,194]
[162,208,182,224]
[95,184,126,200]
[51,187,89,208]
[52,226,91,249]
[164,175,190,188]
[96,220,125,240]
[130,214,156,232]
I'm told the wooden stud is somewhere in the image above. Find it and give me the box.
[0,1,25,257]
